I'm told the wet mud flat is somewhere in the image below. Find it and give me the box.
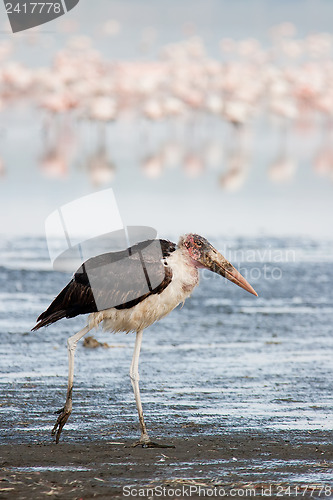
[1,238,333,498]
[0,430,332,499]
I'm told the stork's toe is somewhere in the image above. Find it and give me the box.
[51,404,72,443]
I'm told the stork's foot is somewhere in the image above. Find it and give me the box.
[51,403,72,444]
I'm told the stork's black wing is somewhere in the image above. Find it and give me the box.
[32,239,176,330]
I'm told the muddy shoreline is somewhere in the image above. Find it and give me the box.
[0,430,332,499]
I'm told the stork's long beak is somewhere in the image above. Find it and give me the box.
[202,245,258,297]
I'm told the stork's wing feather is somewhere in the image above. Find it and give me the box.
[32,239,176,331]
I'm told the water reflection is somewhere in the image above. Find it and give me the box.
[0,157,6,178]
[219,152,249,192]
[39,117,75,179]
[1,24,333,188]
[313,123,333,179]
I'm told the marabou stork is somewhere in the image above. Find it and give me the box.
[33,234,257,447]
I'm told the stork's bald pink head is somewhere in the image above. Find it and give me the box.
[181,233,212,261]
[179,233,258,297]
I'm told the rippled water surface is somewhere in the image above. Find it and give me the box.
[0,236,332,449]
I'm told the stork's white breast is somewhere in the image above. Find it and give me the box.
[88,247,199,333]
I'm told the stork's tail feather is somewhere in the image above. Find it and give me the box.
[31,281,73,331]
[32,310,67,331]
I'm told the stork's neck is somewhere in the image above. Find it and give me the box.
[176,244,205,269]
[165,246,200,294]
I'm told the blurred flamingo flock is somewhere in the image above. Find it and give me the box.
[1,21,333,189]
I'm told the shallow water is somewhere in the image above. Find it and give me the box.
[0,236,332,488]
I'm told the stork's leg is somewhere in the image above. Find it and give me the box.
[130,330,174,448]
[52,325,91,443]
[130,330,150,444]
